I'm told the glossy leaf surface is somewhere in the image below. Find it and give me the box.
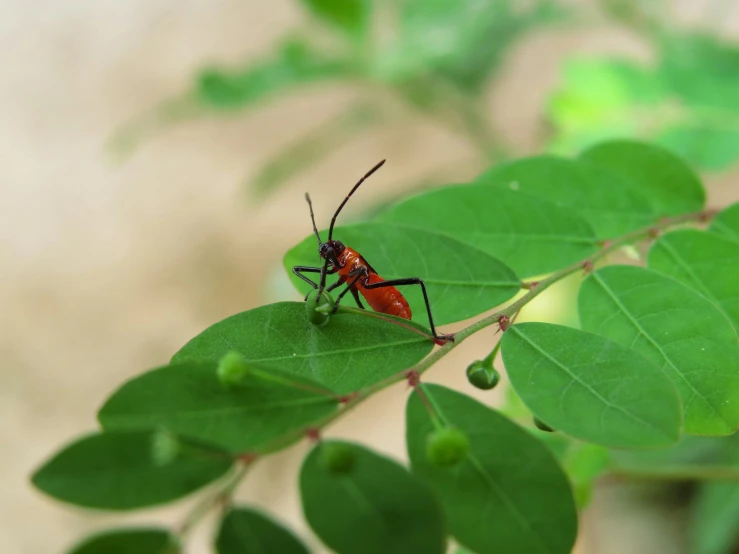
[648,229,739,330]
[285,223,521,325]
[173,302,433,394]
[300,441,446,554]
[67,528,176,554]
[579,265,739,435]
[479,155,655,238]
[580,140,705,216]
[406,385,577,554]
[379,184,597,277]
[216,507,309,554]
[99,361,339,454]
[32,431,231,510]
[501,322,681,447]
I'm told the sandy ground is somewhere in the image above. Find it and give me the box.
[2,1,738,553]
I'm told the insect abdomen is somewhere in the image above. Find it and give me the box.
[336,247,412,320]
[359,273,412,320]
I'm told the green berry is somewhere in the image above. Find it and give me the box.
[426,427,469,467]
[305,289,335,326]
[217,350,251,388]
[320,442,356,475]
[466,361,501,390]
[150,429,180,466]
[533,416,556,433]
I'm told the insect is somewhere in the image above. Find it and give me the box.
[292,160,454,344]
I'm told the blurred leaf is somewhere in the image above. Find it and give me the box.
[659,33,739,169]
[610,435,733,473]
[579,140,705,216]
[562,443,610,508]
[478,155,656,238]
[656,126,739,172]
[690,482,739,554]
[172,302,433,394]
[99,361,339,454]
[578,265,739,436]
[548,34,739,170]
[67,528,177,554]
[216,507,309,554]
[284,223,521,325]
[301,0,370,40]
[406,384,577,554]
[300,441,446,554]
[379,184,598,277]
[196,38,355,109]
[250,102,384,197]
[386,0,565,90]
[711,202,739,243]
[501,322,681,448]
[546,58,665,152]
[659,33,739,111]
[32,431,231,510]
[648,229,739,330]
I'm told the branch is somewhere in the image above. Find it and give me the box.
[173,209,713,533]
[257,209,712,453]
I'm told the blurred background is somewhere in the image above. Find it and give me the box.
[3,0,739,552]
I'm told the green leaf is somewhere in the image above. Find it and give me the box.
[301,0,369,39]
[300,440,446,554]
[386,0,564,90]
[579,140,705,216]
[500,322,681,448]
[285,223,521,325]
[690,482,739,554]
[608,435,738,475]
[711,202,739,243]
[216,507,309,554]
[196,39,354,109]
[648,229,739,330]
[578,265,739,435]
[478,155,656,238]
[67,528,177,554]
[562,443,610,508]
[656,126,739,172]
[172,302,432,394]
[98,360,339,454]
[31,431,231,510]
[378,184,597,277]
[659,33,739,112]
[406,384,577,554]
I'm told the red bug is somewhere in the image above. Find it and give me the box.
[292,160,454,344]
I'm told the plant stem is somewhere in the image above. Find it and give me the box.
[177,461,251,536]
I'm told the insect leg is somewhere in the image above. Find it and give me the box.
[350,288,365,310]
[330,268,368,314]
[363,277,454,343]
[293,266,338,299]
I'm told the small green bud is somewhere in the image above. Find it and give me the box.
[466,361,501,390]
[217,350,251,388]
[426,427,470,467]
[151,429,180,466]
[533,416,556,433]
[305,289,335,326]
[320,442,356,475]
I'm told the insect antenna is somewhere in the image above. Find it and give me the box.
[304,193,322,246]
[328,159,386,240]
